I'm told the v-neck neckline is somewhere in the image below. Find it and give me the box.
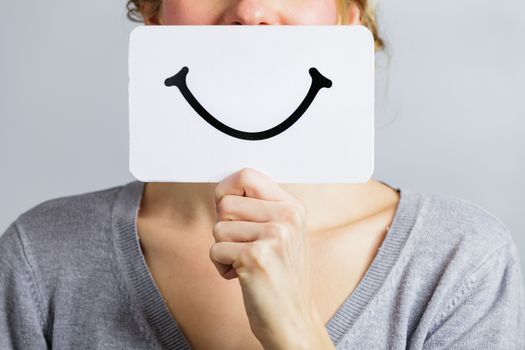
[112,180,420,349]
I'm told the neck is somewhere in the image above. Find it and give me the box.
[139,178,399,234]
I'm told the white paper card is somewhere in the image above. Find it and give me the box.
[129,25,374,183]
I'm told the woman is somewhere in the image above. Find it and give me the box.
[1,1,524,349]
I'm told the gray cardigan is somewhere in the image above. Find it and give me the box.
[1,180,524,349]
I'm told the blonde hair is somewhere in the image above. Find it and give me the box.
[337,0,384,51]
[126,0,385,51]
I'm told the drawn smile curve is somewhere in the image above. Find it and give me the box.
[164,66,332,141]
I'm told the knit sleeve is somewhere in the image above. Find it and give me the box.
[423,239,525,349]
[0,222,49,350]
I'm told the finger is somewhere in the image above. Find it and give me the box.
[209,241,248,279]
[216,194,288,222]
[214,168,292,206]
[209,241,246,266]
[213,220,266,243]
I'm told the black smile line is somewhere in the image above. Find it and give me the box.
[164,66,332,141]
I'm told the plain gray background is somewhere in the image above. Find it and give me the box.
[1,0,524,279]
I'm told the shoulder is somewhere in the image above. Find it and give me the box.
[382,189,524,332]
[408,190,513,258]
[395,189,520,297]
[15,183,125,232]
[403,192,525,344]
[0,182,128,277]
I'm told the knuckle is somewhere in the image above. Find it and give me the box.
[236,168,256,188]
[244,242,269,268]
[238,167,255,180]
[217,195,234,218]
[266,222,288,241]
[287,193,306,216]
[212,221,226,241]
[280,204,303,226]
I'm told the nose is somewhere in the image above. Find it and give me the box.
[221,0,281,25]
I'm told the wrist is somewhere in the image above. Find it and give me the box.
[265,307,335,350]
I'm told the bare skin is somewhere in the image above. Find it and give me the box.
[136,1,399,349]
[138,178,399,350]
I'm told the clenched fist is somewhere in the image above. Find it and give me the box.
[209,168,335,350]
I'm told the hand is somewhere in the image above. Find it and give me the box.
[209,168,335,349]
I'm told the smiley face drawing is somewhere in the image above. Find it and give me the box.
[164,66,332,141]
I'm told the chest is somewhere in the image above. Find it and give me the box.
[137,220,387,350]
